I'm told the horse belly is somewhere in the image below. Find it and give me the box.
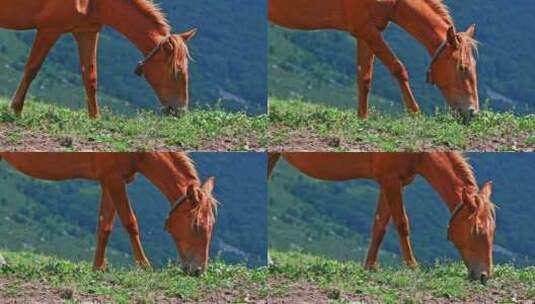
[0,1,45,29]
[269,0,348,30]
[0,0,93,31]
[1,153,96,181]
[283,153,373,181]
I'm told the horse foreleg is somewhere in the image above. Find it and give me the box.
[101,178,151,268]
[364,189,391,270]
[356,38,376,119]
[363,31,420,115]
[11,30,62,115]
[93,188,117,271]
[267,153,282,178]
[73,31,100,118]
[379,178,418,268]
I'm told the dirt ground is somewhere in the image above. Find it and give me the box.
[0,123,265,152]
[268,125,535,152]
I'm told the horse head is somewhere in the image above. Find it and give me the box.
[164,177,216,276]
[447,181,496,284]
[427,24,479,124]
[135,28,198,116]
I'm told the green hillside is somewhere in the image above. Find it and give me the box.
[0,153,267,268]
[0,0,267,115]
[269,153,535,267]
[268,1,535,114]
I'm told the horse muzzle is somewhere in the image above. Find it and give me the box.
[456,107,478,125]
[182,262,206,276]
[468,263,490,284]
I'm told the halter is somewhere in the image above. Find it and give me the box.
[446,202,465,240]
[134,35,172,77]
[426,40,448,85]
[164,193,188,231]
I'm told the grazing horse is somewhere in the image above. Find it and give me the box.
[269,0,479,123]
[0,0,197,118]
[0,152,217,275]
[268,152,496,283]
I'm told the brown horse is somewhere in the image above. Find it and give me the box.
[268,152,496,283]
[269,0,479,123]
[0,152,217,275]
[0,0,197,118]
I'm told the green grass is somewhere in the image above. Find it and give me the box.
[3,250,534,303]
[0,251,268,303]
[0,98,267,151]
[270,251,535,303]
[269,98,535,151]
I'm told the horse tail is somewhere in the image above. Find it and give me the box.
[267,153,281,178]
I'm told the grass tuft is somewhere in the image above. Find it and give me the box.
[0,251,268,303]
[269,251,535,303]
[0,98,267,151]
[269,98,535,151]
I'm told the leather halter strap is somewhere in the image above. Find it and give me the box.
[135,35,172,77]
[447,202,465,240]
[164,193,188,231]
[426,40,448,85]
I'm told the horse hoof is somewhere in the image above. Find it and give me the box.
[364,263,378,271]
[0,254,7,268]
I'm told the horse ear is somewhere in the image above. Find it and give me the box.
[202,176,215,193]
[180,28,198,43]
[479,181,493,201]
[465,24,476,38]
[447,26,460,49]
[75,0,91,16]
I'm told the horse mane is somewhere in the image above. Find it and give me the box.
[129,0,190,76]
[168,153,218,224]
[422,0,453,25]
[446,153,477,190]
[456,33,479,69]
[130,0,171,34]
[447,153,496,233]
[166,36,191,77]
[422,0,478,67]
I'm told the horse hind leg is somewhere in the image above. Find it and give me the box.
[356,38,376,119]
[364,190,391,270]
[379,178,418,268]
[73,30,101,118]
[11,30,62,116]
[101,178,151,268]
[93,188,117,271]
[267,153,282,178]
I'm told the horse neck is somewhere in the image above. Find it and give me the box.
[137,153,200,205]
[96,0,168,54]
[416,153,479,212]
[391,0,451,54]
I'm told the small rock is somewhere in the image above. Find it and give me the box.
[326,137,341,148]
[58,288,74,300]
[59,136,74,148]
[325,288,341,300]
